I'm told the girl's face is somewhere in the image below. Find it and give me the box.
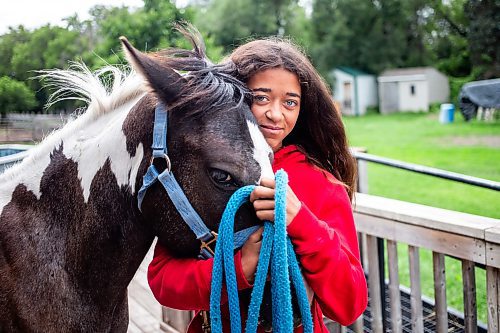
[247,68,301,152]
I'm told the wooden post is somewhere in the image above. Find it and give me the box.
[432,252,448,333]
[462,260,477,333]
[162,307,193,333]
[387,240,402,333]
[408,245,423,333]
[352,315,364,332]
[486,266,499,333]
[353,147,368,194]
[367,235,383,333]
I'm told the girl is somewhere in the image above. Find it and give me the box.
[148,37,368,332]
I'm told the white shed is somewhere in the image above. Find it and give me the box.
[332,67,378,116]
[378,67,449,114]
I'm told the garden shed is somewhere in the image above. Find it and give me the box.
[331,67,378,116]
[378,67,449,114]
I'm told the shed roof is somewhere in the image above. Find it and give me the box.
[336,66,372,77]
[379,67,433,77]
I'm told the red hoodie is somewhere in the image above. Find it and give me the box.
[148,145,368,332]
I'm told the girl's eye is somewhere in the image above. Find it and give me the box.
[285,100,298,108]
[253,95,268,103]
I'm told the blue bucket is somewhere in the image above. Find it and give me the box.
[439,103,455,124]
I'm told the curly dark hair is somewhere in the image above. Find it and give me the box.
[226,38,357,200]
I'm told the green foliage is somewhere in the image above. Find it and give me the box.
[464,0,500,78]
[1,25,87,108]
[193,0,307,54]
[0,76,37,118]
[10,26,81,81]
[423,0,471,77]
[449,75,475,105]
[0,1,193,110]
[89,2,187,65]
[309,0,432,77]
[0,27,30,77]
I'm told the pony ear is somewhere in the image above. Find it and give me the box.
[120,36,183,105]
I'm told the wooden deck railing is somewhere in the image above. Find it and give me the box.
[347,193,499,333]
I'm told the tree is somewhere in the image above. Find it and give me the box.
[90,1,190,65]
[465,0,500,78]
[194,0,303,53]
[8,25,83,108]
[423,0,472,77]
[0,26,30,77]
[309,0,353,77]
[0,76,37,118]
[309,0,434,78]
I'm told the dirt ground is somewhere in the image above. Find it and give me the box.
[441,135,500,148]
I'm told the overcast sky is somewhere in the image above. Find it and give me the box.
[1,1,311,35]
[0,0,148,34]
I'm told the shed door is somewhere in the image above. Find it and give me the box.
[343,82,352,114]
[382,82,398,113]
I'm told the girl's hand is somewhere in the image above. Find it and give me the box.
[249,177,301,226]
[241,227,263,283]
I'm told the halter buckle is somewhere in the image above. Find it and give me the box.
[200,231,218,256]
[150,153,172,173]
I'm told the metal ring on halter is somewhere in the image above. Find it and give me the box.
[200,231,218,256]
[150,153,172,173]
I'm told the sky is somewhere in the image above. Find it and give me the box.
[1,0,311,35]
[0,0,150,34]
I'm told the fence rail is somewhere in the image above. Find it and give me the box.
[0,113,69,143]
[352,150,500,191]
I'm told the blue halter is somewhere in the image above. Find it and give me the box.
[137,103,260,259]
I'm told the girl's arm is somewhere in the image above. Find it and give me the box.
[147,244,253,310]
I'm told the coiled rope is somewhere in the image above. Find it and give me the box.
[210,169,313,333]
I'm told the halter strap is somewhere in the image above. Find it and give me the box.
[137,103,259,259]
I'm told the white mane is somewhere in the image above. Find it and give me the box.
[0,63,147,211]
[42,62,146,119]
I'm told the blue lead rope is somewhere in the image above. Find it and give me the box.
[210,170,313,333]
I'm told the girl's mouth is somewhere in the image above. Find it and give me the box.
[260,124,283,132]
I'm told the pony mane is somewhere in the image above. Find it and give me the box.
[39,62,146,118]
[156,25,251,118]
[0,64,146,183]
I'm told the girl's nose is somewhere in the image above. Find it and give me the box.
[265,102,282,121]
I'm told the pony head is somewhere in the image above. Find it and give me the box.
[121,27,273,257]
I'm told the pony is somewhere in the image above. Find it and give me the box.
[0,27,273,332]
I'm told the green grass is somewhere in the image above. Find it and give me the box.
[344,111,500,218]
[343,110,499,324]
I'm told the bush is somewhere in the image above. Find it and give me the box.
[449,75,475,105]
[429,102,441,113]
[0,76,37,118]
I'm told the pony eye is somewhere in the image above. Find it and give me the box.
[209,168,238,188]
